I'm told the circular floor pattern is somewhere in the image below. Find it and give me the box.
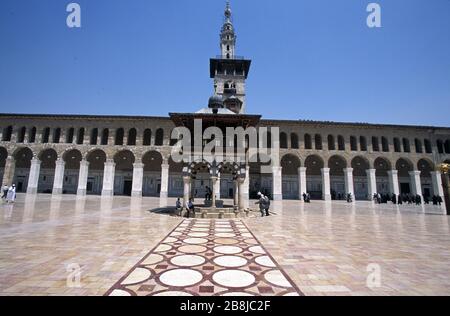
[170,232,182,237]
[154,244,172,252]
[214,238,239,245]
[183,238,208,245]
[215,233,235,238]
[213,255,248,268]
[170,255,206,267]
[153,291,193,297]
[191,228,210,232]
[248,246,266,255]
[109,289,131,296]
[160,269,203,287]
[142,254,164,265]
[241,233,253,238]
[244,238,258,245]
[178,245,208,254]
[212,270,256,288]
[187,232,209,238]
[222,292,254,297]
[255,255,276,268]
[215,228,234,233]
[164,237,178,243]
[214,246,243,255]
[121,267,152,285]
[264,270,292,288]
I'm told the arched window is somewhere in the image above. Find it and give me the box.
[90,128,98,145]
[29,127,37,143]
[115,128,124,145]
[128,128,137,146]
[53,128,61,143]
[424,139,432,154]
[280,132,288,149]
[338,135,345,151]
[315,134,322,150]
[143,129,152,146]
[101,129,109,145]
[66,128,74,143]
[382,137,389,152]
[2,126,12,142]
[372,137,379,152]
[42,127,50,144]
[437,140,444,154]
[403,138,410,153]
[291,133,299,149]
[394,138,401,152]
[77,128,85,145]
[17,127,26,143]
[155,128,164,146]
[304,134,312,150]
[327,135,335,151]
[350,136,358,151]
[445,140,450,154]
[360,136,367,151]
[415,138,423,153]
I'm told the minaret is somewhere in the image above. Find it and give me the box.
[210,1,251,114]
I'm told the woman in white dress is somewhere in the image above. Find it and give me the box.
[6,184,16,203]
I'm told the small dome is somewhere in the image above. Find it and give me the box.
[208,94,224,109]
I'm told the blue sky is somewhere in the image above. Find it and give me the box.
[1,0,449,127]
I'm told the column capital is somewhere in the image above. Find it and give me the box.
[56,158,65,166]
[105,159,115,165]
[409,170,421,176]
[343,168,354,173]
[321,168,330,173]
[298,167,307,173]
[80,160,90,167]
[387,169,398,175]
[31,158,41,165]
[133,163,144,169]
[161,163,170,170]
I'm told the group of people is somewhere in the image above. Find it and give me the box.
[372,193,443,206]
[176,197,196,218]
[1,184,16,203]
[302,193,312,203]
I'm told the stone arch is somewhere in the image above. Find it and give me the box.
[17,127,26,143]
[2,126,13,141]
[374,157,391,195]
[113,150,135,196]
[417,158,434,199]
[249,153,273,199]
[305,154,324,200]
[143,129,152,146]
[281,154,301,199]
[304,134,312,150]
[327,135,335,151]
[62,149,83,194]
[115,128,124,146]
[155,128,164,146]
[396,158,414,195]
[337,135,345,151]
[86,149,107,195]
[12,147,34,192]
[290,133,299,149]
[328,155,347,200]
[351,156,370,200]
[0,147,8,184]
[280,132,288,149]
[37,148,58,193]
[128,128,137,146]
[142,151,163,197]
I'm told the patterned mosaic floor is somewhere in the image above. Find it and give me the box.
[105,219,302,296]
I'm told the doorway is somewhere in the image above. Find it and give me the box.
[123,180,132,196]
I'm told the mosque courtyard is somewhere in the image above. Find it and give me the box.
[0,194,449,296]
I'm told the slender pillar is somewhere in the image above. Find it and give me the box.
[272,166,282,201]
[409,170,422,197]
[211,176,218,208]
[27,158,41,194]
[243,166,250,209]
[344,168,355,198]
[431,171,444,199]
[77,160,89,196]
[321,168,331,201]
[298,167,307,201]
[101,159,115,196]
[238,178,245,211]
[183,176,191,209]
[131,163,144,197]
[366,169,377,200]
[2,156,16,186]
[52,159,66,195]
[233,179,239,207]
[215,175,221,200]
[388,170,400,196]
[160,163,169,199]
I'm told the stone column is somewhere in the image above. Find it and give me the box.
[409,170,422,197]
[2,156,16,186]
[160,163,169,199]
[344,168,355,198]
[388,170,400,196]
[321,168,331,201]
[233,179,239,207]
[431,171,444,198]
[298,167,307,201]
[131,163,144,197]
[272,166,282,201]
[215,175,221,200]
[211,176,218,208]
[238,178,245,211]
[183,176,191,209]
[77,160,89,196]
[101,159,115,196]
[366,169,377,200]
[27,158,41,194]
[243,166,250,209]
[52,159,66,195]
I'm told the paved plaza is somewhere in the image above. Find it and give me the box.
[0,194,449,296]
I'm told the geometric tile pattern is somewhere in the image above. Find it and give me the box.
[105,219,302,296]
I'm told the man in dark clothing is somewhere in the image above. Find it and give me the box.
[398,195,403,205]
[392,194,397,205]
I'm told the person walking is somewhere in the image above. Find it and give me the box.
[175,198,182,216]
[2,184,9,199]
[255,192,266,217]
[186,198,195,218]
[6,184,16,204]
